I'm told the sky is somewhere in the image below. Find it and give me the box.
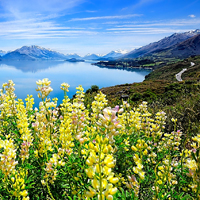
[0,0,200,56]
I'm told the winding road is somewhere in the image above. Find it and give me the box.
[176,68,187,81]
[175,62,195,81]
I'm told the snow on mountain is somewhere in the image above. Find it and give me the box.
[82,53,101,60]
[103,50,129,59]
[0,50,7,56]
[3,45,67,60]
[122,29,200,59]
[65,53,81,59]
[152,33,200,59]
[3,51,35,60]
[16,45,67,60]
[81,50,129,60]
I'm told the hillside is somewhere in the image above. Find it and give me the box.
[94,32,200,70]
[93,30,200,70]
[84,55,200,135]
[3,51,35,60]
[149,34,200,59]
[121,29,200,59]
[145,55,200,81]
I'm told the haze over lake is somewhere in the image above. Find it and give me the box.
[0,60,151,107]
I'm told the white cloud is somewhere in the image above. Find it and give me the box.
[103,18,200,35]
[122,0,163,11]
[0,16,97,40]
[106,28,190,35]
[111,18,200,27]
[0,0,85,15]
[189,14,196,18]
[85,10,97,13]
[69,14,143,21]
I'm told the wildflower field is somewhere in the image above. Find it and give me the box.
[0,78,199,200]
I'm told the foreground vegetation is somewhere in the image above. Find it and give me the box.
[0,78,199,199]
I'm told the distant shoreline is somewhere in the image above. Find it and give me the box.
[92,61,154,70]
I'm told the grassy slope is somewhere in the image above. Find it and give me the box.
[145,55,200,81]
[85,55,200,137]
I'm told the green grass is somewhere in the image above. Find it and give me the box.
[84,58,200,135]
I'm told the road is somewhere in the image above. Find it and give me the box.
[176,68,187,81]
[175,62,195,81]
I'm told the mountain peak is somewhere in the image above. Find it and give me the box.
[122,29,200,59]
[190,29,200,33]
[0,50,7,56]
[5,45,66,60]
[17,45,52,52]
[83,53,100,60]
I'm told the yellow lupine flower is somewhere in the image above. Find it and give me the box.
[109,187,118,195]
[106,162,115,168]
[20,190,28,197]
[103,166,112,176]
[133,167,138,174]
[89,142,94,150]
[137,163,143,170]
[143,149,148,155]
[85,191,95,198]
[109,177,119,184]
[138,171,145,180]
[85,167,95,178]
[104,155,115,168]
[86,159,93,166]
[107,195,113,200]
[74,177,79,181]
[95,164,100,173]
[92,178,100,189]
[22,197,30,200]
[81,149,86,154]
[102,179,108,189]
[103,146,109,154]
[131,145,137,151]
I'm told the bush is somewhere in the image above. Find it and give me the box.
[86,85,99,94]
[142,90,157,101]
[130,93,142,101]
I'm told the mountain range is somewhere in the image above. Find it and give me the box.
[0,29,200,61]
[0,50,7,56]
[0,46,127,61]
[121,29,200,60]
[150,33,200,59]
[3,45,69,60]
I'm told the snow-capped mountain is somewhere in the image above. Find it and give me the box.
[83,53,101,60]
[3,51,35,60]
[2,29,200,61]
[103,50,129,59]
[150,33,200,59]
[122,29,200,59]
[3,45,67,60]
[0,50,7,56]
[82,51,128,60]
[65,53,81,59]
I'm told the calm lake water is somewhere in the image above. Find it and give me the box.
[0,60,151,107]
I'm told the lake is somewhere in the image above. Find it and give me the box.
[0,60,151,107]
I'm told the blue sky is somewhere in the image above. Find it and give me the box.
[0,0,200,56]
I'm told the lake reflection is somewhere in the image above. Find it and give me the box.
[0,60,151,107]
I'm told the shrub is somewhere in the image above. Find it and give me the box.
[130,93,142,101]
[86,85,99,94]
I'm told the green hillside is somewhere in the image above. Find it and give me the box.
[145,55,200,81]
[85,56,200,136]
